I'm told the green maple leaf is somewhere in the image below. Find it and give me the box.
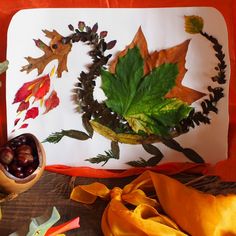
[101,47,192,136]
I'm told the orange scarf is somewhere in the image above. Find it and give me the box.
[71,171,236,236]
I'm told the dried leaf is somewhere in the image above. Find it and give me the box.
[106,40,117,50]
[142,144,162,156]
[62,130,90,140]
[78,21,85,31]
[100,31,108,38]
[24,107,39,121]
[161,138,204,163]
[109,27,148,73]
[13,73,50,104]
[109,28,204,105]
[82,114,94,137]
[111,141,120,159]
[184,15,204,34]
[126,157,148,167]
[21,30,72,77]
[43,90,60,114]
[17,101,29,112]
[14,118,21,126]
[146,156,163,166]
[20,123,28,129]
[92,23,98,33]
[182,148,204,163]
[86,150,118,166]
[68,24,74,31]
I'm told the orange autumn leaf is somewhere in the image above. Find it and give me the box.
[43,90,60,114]
[109,28,205,104]
[21,30,72,78]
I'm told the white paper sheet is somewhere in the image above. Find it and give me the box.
[6,7,230,169]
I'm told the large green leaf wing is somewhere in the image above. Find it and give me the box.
[101,47,192,136]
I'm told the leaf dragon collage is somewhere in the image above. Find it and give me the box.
[12,15,227,167]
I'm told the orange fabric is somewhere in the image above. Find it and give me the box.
[70,171,236,235]
[0,0,236,180]
[45,163,209,178]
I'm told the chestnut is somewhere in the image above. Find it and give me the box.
[16,153,34,167]
[0,147,14,165]
[9,161,23,173]
[15,144,32,155]
[0,133,45,195]
[25,166,35,176]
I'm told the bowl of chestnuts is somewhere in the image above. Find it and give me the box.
[0,133,45,199]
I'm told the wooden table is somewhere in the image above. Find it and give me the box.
[1,171,236,236]
[0,171,135,235]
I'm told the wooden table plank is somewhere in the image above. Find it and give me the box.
[0,171,135,235]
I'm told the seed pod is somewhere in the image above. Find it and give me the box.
[111,141,119,159]
[68,24,74,31]
[82,115,94,138]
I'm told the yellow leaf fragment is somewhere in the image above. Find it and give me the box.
[184,15,204,34]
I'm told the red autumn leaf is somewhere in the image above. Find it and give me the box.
[34,76,50,101]
[43,90,60,114]
[13,74,50,104]
[14,118,20,126]
[17,101,29,113]
[13,81,32,104]
[24,107,39,120]
[20,123,28,129]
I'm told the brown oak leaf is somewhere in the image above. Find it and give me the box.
[109,27,205,104]
[21,30,72,78]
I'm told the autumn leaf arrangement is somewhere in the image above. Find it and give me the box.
[17,15,226,166]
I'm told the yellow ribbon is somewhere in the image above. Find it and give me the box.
[70,171,236,236]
